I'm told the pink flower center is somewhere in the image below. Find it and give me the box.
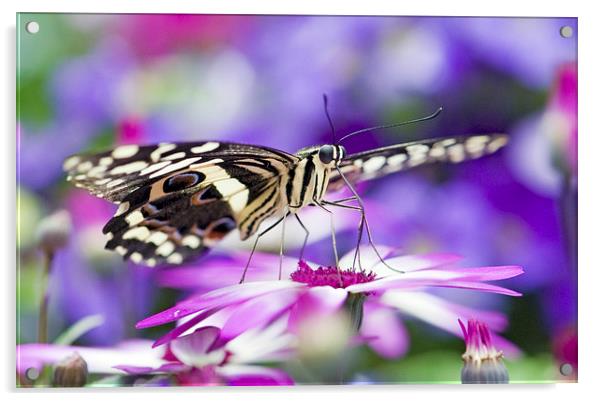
[290,260,376,289]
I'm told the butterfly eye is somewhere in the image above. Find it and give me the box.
[338,145,347,160]
[318,145,335,164]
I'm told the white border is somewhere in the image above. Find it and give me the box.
[3,1,601,400]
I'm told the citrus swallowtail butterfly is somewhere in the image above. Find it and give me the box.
[64,134,508,267]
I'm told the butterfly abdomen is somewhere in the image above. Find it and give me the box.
[237,178,285,240]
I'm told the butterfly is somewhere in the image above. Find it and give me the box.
[63,132,508,267]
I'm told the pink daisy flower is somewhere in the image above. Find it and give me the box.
[17,322,294,386]
[139,247,523,359]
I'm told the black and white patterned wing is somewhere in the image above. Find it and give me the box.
[64,141,297,266]
[64,142,296,203]
[327,134,508,191]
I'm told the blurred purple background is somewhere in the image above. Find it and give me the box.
[17,14,577,381]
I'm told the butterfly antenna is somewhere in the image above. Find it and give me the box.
[337,106,443,144]
[323,94,337,144]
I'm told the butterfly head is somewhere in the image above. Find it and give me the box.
[317,144,346,166]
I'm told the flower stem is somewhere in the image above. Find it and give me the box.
[344,293,366,333]
[37,250,54,344]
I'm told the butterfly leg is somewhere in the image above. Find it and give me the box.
[278,213,287,280]
[313,201,343,285]
[324,195,357,205]
[333,166,404,273]
[324,193,368,269]
[293,213,310,262]
[322,196,365,270]
[321,199,404,273]
[321,199,364,270]
[240,214,288,284]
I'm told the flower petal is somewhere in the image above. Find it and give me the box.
[434,281,522,296]
[136,281,302,329]
[157,252,300,290]
[154,304,248,347]
[381,291,481,334]
[287,286,348,332]
[380,291,521,357]
[152,308,223,347]
[220,288,299,340]
[170,327,221,359]
[226,316,296,364]
[360,300,409,359]
[17,340,164,375]
[339,246,463,277]
[430,265,526,281]
[347,266,523,295]
[381,253,464,273]
[395,292,508,331]
[170,327,226,368]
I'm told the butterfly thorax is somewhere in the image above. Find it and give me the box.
[285,153,332,210]
[236,144,345,240]
[288,144,346,208]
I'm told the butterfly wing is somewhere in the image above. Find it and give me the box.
[64,141,297,266]
[327,134,508,191]
[64,142,296,202]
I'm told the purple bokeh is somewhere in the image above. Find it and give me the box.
[17,15,577,370]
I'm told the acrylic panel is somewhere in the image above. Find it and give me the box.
[16,14,577,387]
